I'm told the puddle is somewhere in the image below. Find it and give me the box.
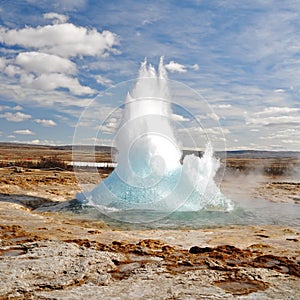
[128,253,163,262]
[111,255,164,280]
[265,259,281,268]
[119,262,141,273]
[215,279,269,295]
[10,236,31,242]
[0,247,27,257]
[169,264,206,273]
[3,231,14,236]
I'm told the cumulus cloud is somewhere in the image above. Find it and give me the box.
[178,126,229,135]
[43,12,69,24]
[4,53,93,95]
[191,64,199,71]
[259,128,299,140]
[1,111,31,122]
[171,113,189,122]
[4,64,22,77]
[165,61,187,73]
[95,75,113,87]
[246,106,300,126]
[216,104,232,109]
[247,115,300,126]
[14,129,35,135]
[205,127,230,135]
[255,106,300,116]
[0,57,7,71]
[196,112,220,121]
[0,19,119,96]
[35,119,57,127]
[30,139,40,144]
[21,72,95,95]
[0,80,92,108]
[274,89,285,93]
[15,52,76,75]
[0,23,119,58]
[12,105,23,110]
[99,117,120,134]
[0,105,8,111]
[206,112,220,121]
[164,61,199,73]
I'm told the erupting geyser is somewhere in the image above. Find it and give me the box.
[77,57,234,219]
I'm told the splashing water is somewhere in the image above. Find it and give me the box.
[78,58,234,220]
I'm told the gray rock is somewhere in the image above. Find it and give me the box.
[0,240,125,298]
[0,239,299,299]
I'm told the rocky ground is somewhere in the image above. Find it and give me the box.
[255,181,300,204]
[0,159,299,299]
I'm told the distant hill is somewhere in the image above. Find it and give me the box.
[217,150,300,159]
[182,148,300,159]
[0,142,299,159]
[0,142,114,153]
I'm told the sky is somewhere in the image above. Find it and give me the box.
[0,0,299,151]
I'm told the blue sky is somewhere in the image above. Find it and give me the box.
[0,0,299,150]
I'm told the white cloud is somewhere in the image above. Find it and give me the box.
[0,80,92,108]
[178,126,229,135]
[1,111,31,122]
[4,64,22,77]
[43,12,69,24]
[0,57,7,71]
[0,23,119,58]
[246,106,300,126]
[206,112,220,121]
[35,119,57,127]
[258,128,300,140]
[99,117,120,134]
[191,64,199,71]
[22,73,95,95]
[30,139,40,144]
[216,104,232,109]
[171,113,189,122]
[95,75,113,87]
[282,139,300,144]
[205,127,230,135]
[4,58,91,95]
[196,112,221,121]
[12,105,23,110]
[14,129,35,135]
[254,107,300,116]
[247,115,300,126]
[0,20,118,96]
[165,61,187,73]
[15,52,76,75]
[0,105,8,111]
[87,137,112,146]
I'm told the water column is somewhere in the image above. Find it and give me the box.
[78,58,234,220]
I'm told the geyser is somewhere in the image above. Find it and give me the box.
[77,57,233,221]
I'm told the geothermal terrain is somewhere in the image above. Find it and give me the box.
[0,143,299,299]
